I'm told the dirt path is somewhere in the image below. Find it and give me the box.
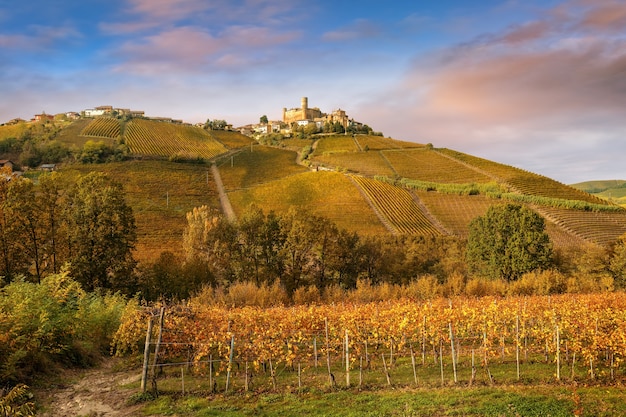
[211,163,237,222]
[37,359,143,417]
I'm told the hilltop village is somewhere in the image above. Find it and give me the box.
[238,97,372,136]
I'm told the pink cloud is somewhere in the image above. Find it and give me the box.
[577,0,626,32]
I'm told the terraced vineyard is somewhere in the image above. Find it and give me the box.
[354,135,424,151]
[217,145,309,191]
[312,151,396,176]
[537,206,626,246]
[125,119,228,159]
[228,171,388,236]
[437,148,608,204]
[383,148,493,184]
[80,117,121,138]
[415,191,494,237]
[350,175,442,236]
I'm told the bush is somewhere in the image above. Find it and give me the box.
[0,271,130,385]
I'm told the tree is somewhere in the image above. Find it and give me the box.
[65,172,137,292]
[260,115,268,124]
[466,204,552,281]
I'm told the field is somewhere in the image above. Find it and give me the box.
[383,148,493,184]
[115,292,626,417]
[416,191,494,237]
[313,151,396,176]
[61,161,220,262]
[227,171,388,236]
[209,130,255,149]
[437,149,609,205]
[312,135,360,154]
[351,175,443,236]
[537,206,626,247]
[80,117,121,138]
[217,145,309,191]
[125,119,228,159]
[354,134,424,151]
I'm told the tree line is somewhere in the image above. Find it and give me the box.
[3,167,626,300]
[0,168,136,291]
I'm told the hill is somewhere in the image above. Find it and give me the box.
[571,180,626,206]
[3,118,626,263]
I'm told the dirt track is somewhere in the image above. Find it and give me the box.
[37,359,142,417]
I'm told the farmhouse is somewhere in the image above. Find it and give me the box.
[33,113,54,122]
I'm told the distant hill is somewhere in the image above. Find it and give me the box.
[571,180,626,207]
[3,117,626,262]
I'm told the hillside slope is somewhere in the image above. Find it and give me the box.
[5,120,624,262]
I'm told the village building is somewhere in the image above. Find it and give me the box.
[282,97,360,131]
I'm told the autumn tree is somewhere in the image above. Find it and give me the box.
[466,204,553,281]
[65,172,137,292]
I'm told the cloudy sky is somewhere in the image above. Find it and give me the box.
[1,0,625,184]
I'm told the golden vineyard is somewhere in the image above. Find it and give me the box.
[115,293,626,392]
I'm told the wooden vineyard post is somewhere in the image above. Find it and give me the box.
[325,318,334,387]
[313,338,318,369]
[410,345,418,385]
[381,354,391,386]
[439,339,444,386]
[209,354,214,393]
[181,367,185,396]
[141,316,154,392]
[449,322,457,384]
[151,307,166,391]
[345,330,350,387]
[556,325,561,381]
[359,356,363,387]
[244,361,249,392]
[516,314,520,381]
[225,336,235,393]
[422,316,426,366]
[469,349,476,386]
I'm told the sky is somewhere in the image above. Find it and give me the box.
[1,0,625,184]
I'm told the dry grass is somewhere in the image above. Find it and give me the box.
[217,145,309,190]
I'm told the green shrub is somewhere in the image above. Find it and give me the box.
[0,270,129,385]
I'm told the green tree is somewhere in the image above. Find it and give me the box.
[466,204,552,281]
[65,173,137,292]
[260,115,268,124]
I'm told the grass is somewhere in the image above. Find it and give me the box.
[55,119,104,147]
[60,161,220,262]
[133,355,626,416]
[228,171,389,236]
[217,145,309,191]
[209,130,255,149]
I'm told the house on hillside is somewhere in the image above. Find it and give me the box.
[39,164,57,172]
[33,113,54,122]
[65,112,81,120]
